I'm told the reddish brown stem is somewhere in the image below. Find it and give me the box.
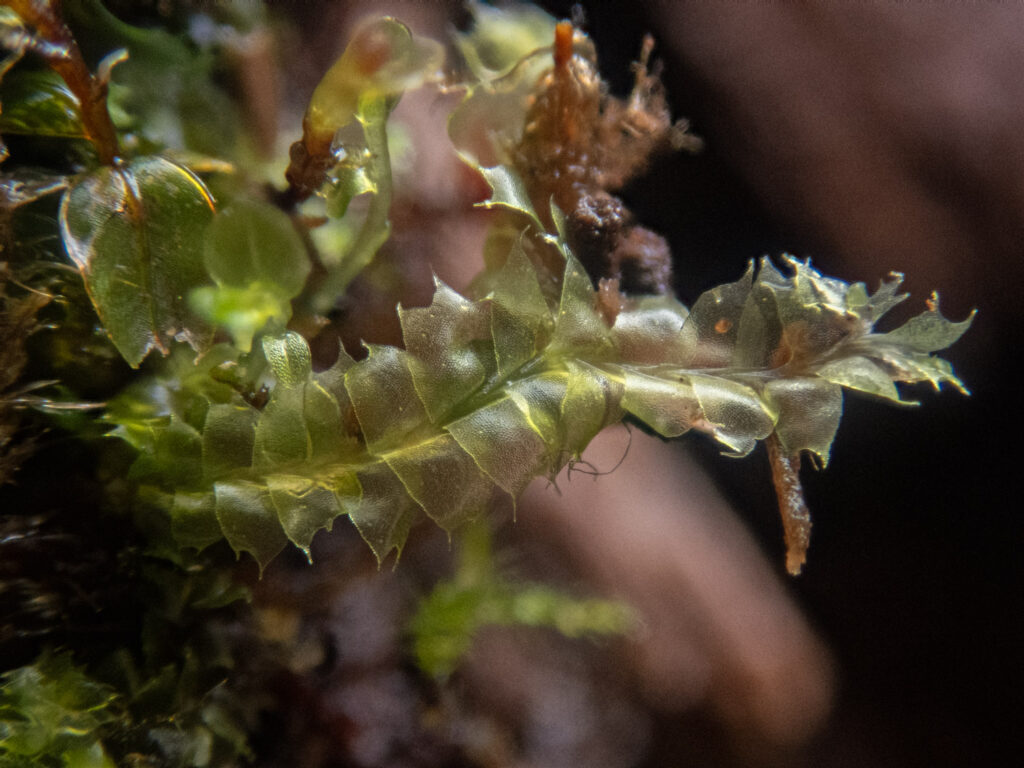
[6,0,120,165]
[765,432,812,576]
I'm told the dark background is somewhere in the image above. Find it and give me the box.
[528,2,1019,766]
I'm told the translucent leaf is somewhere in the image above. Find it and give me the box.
[313,96,393,304]
[263,331,312,386]
[192,199,309,351]
[878,295,975,353]
[447,395,549,497]
[763,378,842,464]
[400,280,491,422]
[732,284,782,368]
[255,333,350,469]
[188,284,286,355]
[349,461,421,563]
[454,1,556,82]
[324,162,375,219]
[619,369,699,439]
[862,272,908,322]
[684,261,754,366]
[489,240,551,378]
[476,164,545,232]
[304,17,443,139]
[202,403,257,481]
[560,361,623,459]
[505,373,568,468]
[384,433,497,531]
[214,480,288,571]
[170,491,222,551]
[266,474,346,559]
[345,344,430,454]
[59,156,216,367]
[611,295,692,365]
[689,374,776,457]
[817,356,902,403]
[549,255,613,361]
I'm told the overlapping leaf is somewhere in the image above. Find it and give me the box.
[108,246,971,570]
[59,155,216,367]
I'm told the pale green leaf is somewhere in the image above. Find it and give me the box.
[684,261,754,366]
[560,361,623,459]
[305,17,443,138]
[400,280,491,422]
[384,433,497,531]
[201,404,257,481]
[447,395,549,497]
[549,255,613,361]
[619,369,699,439]
[611,295,692,365]
[214,480,288,571]
[324,163,375,219]
[266,474,345,559]
[817,356,902,402]
[690,374,775,456]
[349,461,421,563]
[345,344,430,454]
[489,240,552,378]
[170,492,222,551]
[763,378,842,464]
[878,298,975,353]
[262,331,312,386]
[192,199,309,351]
[476,165,544,232]
[454,1,556,82]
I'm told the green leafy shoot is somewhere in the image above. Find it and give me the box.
[0,650,118,768]
[106,238,972,573]
[409,518,633,678]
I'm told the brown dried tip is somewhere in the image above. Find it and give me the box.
[766,433,812,576]
[513,22,690,295]
[553,20,574,70]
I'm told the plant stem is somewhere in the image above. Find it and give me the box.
[5,0,120,164]
[766,432,812,576]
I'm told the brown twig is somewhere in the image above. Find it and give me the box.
[765,432,812,576]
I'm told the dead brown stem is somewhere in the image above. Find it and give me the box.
[765,432,812,576]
